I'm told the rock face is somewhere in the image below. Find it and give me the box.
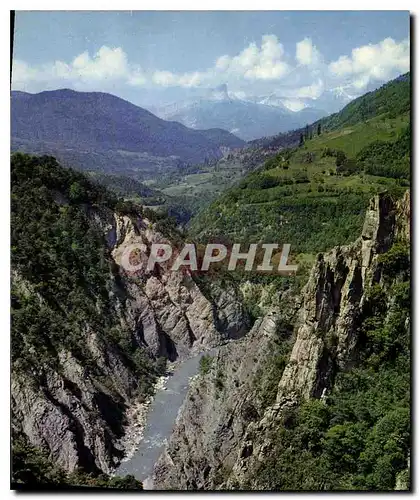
[276,192,397,401]
[11,208,249,475]
[108,212,248,360]
[152,192,410,490]
[152,308,296,490]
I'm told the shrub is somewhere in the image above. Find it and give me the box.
[377,242,410,277]
[199,354,213,376]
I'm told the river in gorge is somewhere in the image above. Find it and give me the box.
[115,348,217,488]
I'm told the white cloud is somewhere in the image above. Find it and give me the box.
[230,90,247,100]
[152,70,177,86]
[294,79,324,100]
[11,36,410,109]
[12,60,39,87]
[220,34,290,81]
[215,54,230,71]
[296,38,321,66]
[127,67,147,86]
[351,75,371,90]
[12,45,144,91]
[328,37,410,89]
[72,46,129,80]
[281,99,307,112]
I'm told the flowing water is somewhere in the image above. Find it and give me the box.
[115,349,216,487]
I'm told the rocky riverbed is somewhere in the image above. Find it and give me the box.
[114,349,218,487]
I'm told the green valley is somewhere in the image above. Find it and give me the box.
[189,74,410,261]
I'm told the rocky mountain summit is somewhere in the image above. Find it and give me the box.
[154,83,324,141]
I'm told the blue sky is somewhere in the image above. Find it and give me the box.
[12,11,410,109]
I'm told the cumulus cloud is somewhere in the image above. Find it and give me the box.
[127,67,147,86]
[294,79,324,100]
[12,45,143,91]
[296,38,321,66]
[151,69,204,88]
[281,99,307,112]
[216,35,290,81]
[12,35,410,108]
[328,37,410,89]
[12,60,39,86]
[150,34,291,88]
[71,46,129,80]
[151,70,178,86]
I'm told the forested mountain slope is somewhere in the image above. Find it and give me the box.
[11,89,245,179]
[11,153,248,488]
[154,190,411,491]
[155,73,410,220]
[189,73,410,259]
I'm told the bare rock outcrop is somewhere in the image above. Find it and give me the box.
[11,208,249,474]
[153,311,289,490]
[152,192,410,490]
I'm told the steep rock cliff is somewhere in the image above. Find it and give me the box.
[153,191,410,490]
[12,203,249,475]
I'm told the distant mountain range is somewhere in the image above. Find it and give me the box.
[151,84,327,141]
[11,89,245,178]
[11,84,372,178]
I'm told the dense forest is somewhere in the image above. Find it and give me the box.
[11,153,170,488]
[190,73,410,258]
[250,238,410,490]
[187,74,411,490]
[10,71,411,491]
